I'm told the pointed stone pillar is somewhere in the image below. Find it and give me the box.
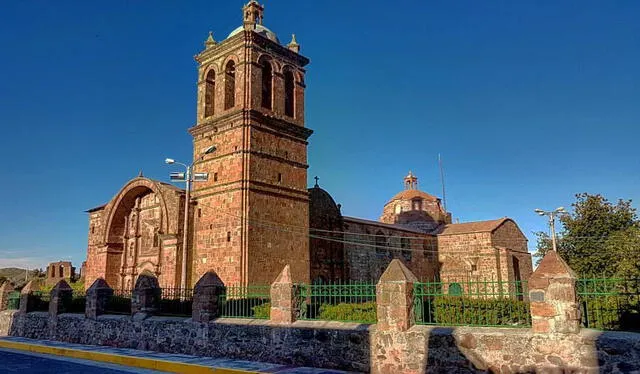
[376,259,418,332]
[192,271,225,323]
[131,272,161,319]
[529,251,581,334]
[85,278,114,320]
[49,280,73,317]
[0,282,14,311]
[18,279,42,314]
[270,265,299,324]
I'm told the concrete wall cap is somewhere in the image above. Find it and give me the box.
[194,271,224,289]
[272,264,292,284]
[378,259,418,283]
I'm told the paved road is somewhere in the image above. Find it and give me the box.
[0,349,166,374]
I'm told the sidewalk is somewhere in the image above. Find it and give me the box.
[0,336,359,374]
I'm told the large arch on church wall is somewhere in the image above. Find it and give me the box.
[100,178,181,289]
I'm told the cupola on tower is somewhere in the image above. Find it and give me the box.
[189,1,312,286]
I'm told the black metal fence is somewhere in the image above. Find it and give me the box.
[577,277,640,331]
[158,288,193,317]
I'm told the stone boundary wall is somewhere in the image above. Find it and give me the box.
[1,310,639,373]
[0,310,370,373]
[2,255,640,373]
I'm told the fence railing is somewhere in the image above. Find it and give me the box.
[577,277,640,331]
[104,289,132,315]
[68,290,86,314]
[298,282,377,323]
[7,291,20,310]
[414,280,531,328]
[29,291,50,312]
[159,288,193,317]
[220,285,270,319]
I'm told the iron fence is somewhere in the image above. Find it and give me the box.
[414,279,531,328]
[298,282,377,323]
[577,277,640,331]
[7,291,20,310]
[68,290,86,314]
[104,289,132,315]
[29,291,50,312]
[220,285,270,319]
[159,288,193,317]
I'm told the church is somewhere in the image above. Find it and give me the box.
[83,1,532,290]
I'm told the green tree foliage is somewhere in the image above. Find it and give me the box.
[534,193,639,276]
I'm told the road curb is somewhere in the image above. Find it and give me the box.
[0,339,260,374]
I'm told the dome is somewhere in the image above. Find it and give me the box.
[385,189,439,206]
[227,24,280,43]
[309,186,341,218]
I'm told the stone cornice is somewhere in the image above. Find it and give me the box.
[189,109,313,141]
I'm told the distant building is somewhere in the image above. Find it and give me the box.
[45,261,75,286]
[83,1,532,290]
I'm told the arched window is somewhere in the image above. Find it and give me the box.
[224,60,236,110]
[261,59,272,109]
[59,265,64,278]
[204,69,216,117]
[284,69,295,117]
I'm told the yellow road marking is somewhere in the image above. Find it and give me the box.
[0,340,261,374]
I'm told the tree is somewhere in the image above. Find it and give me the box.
[0,276,6,285]
[534,193,639,276]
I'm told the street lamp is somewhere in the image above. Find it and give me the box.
[165,145,217,289]
[534,207,567,252]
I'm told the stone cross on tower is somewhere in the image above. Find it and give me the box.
[314,176,319,187]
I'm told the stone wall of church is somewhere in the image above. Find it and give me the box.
[342,218,438,282]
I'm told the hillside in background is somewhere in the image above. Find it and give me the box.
[0,267,44,288]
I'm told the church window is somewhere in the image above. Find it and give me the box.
[224,60,236,110]
[153,232,159,247]
[59,265,64,278]
[277,173,282,183]
[261,59,273,109]
[227,231,231,242]
[214,172,218,182]
[412,199,422,211]
[209,224,213,230]
[90,225,95,234]
[197,208,202,218]
[204,69,216,117]
[284,69,295,117]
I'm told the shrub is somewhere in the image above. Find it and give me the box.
[317,302,377,323]
[251,302,270,319]
[415,296,531,327]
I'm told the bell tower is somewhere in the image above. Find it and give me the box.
[189,1,312,286]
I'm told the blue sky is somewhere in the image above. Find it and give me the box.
[0,1,638,270]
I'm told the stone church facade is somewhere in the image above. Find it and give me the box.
[84,1,532,290]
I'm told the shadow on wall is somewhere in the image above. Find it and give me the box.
[419,327,640,374]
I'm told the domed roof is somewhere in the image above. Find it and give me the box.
[386,189,439,204]
[227,24,280,43]
[309,185,341,217]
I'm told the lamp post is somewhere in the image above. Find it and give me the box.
[534,207,567,252]
[165,145,217,289]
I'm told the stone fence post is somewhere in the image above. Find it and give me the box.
[270,265,299,324]
[49,280,73,318]
[528,251,581,334]
[376,259,418,332]
[192,271,225,323]
[85,278,114,320]
[18,279,42,314]
[0,282,14,311]
[131,272,161,319]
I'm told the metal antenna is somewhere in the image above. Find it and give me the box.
[439,153,447,212]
